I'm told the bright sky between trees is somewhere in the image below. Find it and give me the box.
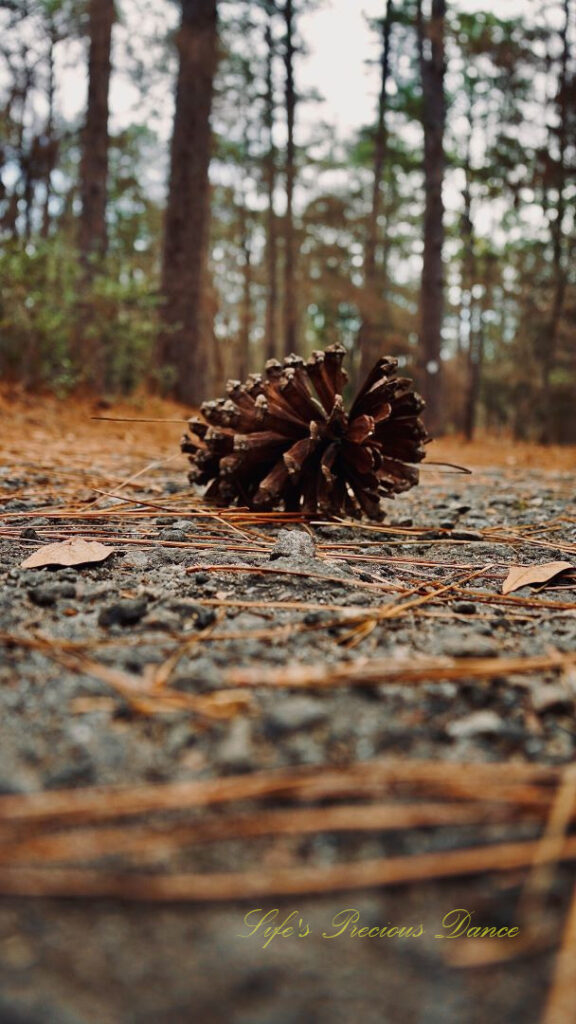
[299,0,533,136]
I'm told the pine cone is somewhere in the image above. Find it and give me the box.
[181,345,429,519]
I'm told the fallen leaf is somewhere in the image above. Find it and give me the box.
[502,561,574,595]
[20,538,116,570]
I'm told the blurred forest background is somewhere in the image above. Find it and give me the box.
[0,0,574,440]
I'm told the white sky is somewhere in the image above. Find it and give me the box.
[299,0,534,137]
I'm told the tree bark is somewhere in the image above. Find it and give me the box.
[264,3,279,362]
[416,0,446,435]
[159,0,218,406]
[78,0,114,267]
[237,199,252,382]
[540,0,570,443]
[460,90,478,440]
[359,2,394,383]
[282,0,297,357]
[41,20,57,239]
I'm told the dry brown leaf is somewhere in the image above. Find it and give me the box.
[21,538,116,570]
[502,561,574,596]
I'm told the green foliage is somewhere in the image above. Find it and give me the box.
[0,239,75,391]
[0,236,159,395]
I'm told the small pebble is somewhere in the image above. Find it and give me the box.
[98,597,148,628]
[531,685,574,713]
[264,697,327,735]
[447,711,505,738]
[20,527,39,540]
[158,529,188,542]
[452,601,477,615]
[269,529,316,562]
[28,586,58,607]
[441,636,499,658]
[216,718,253,771]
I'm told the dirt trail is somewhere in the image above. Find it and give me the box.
[0,393,575,1023]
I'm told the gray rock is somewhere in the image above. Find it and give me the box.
[141,611,181,632]
[172,657,223,693]
[171,520,195,532]
[531,685,574,713]
[27,582,76,606]
[169,603,216,629]
[441,635,499,658]
[98,597,148,628]
[20,527,39,540]
[264,697,327,735]
[447,710,505,738]
[216,718,253,771]
[149,547,190,565]
[228,612,268,631]
[285,734,325,765]
[27,586,58,607]
[44,755,96,789]
[269,529,316,562]
[165,721,195,755]
[122,550,149,569]
[158,528,189,542]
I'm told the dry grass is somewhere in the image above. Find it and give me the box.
[1,385,575,475]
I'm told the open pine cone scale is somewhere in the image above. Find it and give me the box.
[181,344,429,520]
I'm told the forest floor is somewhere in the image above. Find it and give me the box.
[0,389,576,1024]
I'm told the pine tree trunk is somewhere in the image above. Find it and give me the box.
[238,199,252,382]
[541,0,570,443]
[78,0,114,267]
[359,1,394,383]
[41,23,57,240]
[416,0,446,435]
[159,0,218,406]
[4,70,31,239]
[264,5,278,362]
[282,0,297,357]
[460,101,477,439]
[463,287,482,443]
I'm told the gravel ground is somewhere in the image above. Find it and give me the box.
[0,453,575,1024]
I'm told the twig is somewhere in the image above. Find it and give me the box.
[1,834,576,903]
[0,760,560,828]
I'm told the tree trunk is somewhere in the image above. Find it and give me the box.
[463,288,483,442]
[416,0,446,435]
[159,0,218,406]
[540,0,570,443]
[460,94,477,440]
[78,0,114,267]
[41,22,57,239]
[282,0,297,357]
[264,3,279,362]
[237,199,252,382]
[359,1,394,383]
